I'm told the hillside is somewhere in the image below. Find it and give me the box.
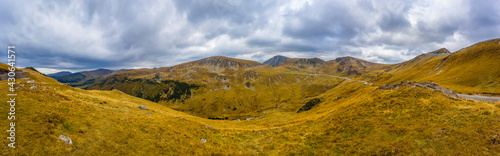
[2,63,500,155]
[82,39,500,120]
[321,56,387,77]
[263,55,289,67]
[85,56,342,119]
[278,58,327,70]
[373,39,500,95]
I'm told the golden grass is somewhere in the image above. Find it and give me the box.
[2,67,499,155]
[2,39,499,155]
[361,39,500,95]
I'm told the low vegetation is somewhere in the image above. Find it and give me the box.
[1,67,499,155]
[1,39,499,155]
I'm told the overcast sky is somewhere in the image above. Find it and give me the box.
[1,0,499,74]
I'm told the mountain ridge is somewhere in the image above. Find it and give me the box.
[48,71,72,78]
[1,61,499,155]
[263,55,289,67]
[174,56,266,69]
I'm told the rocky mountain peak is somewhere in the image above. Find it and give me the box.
[263,55,289,67]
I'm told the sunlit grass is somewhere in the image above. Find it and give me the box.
[2,67,499,155]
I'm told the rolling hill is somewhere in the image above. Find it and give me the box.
[81,39,500,119]
[372,39,500,95]
[52,69,133,87]
[47,71,73,78]
[11,38,500,155]
[84,56,340,119]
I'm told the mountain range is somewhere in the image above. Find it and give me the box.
[2,39,500,155]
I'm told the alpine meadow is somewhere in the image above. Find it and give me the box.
[1,0,500,155]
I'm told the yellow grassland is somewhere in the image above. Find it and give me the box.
[1,65,499,155]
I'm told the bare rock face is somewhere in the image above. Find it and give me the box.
[376,81,459,100]
[59,134,73,144]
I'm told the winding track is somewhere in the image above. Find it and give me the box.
[287,72,500,103]
[457,94,500,102]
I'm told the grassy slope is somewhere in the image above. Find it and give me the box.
[2,66,500,155]
[374,39,500,95]
[86,64,344,119]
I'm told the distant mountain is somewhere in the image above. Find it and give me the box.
[327,56,385,76]
[48,71,72,78]
[54,69,114,87]
[175,56,265,69]
[80,69,113,77]
[279,57,327,69]
[332,56,382,68]
[263,55,289,67]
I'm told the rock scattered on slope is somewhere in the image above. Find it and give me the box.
[112,89,124,94]
[376,81,459,100]
[138,105,149,110]
[59,134,73,144]
[201,138,207,143]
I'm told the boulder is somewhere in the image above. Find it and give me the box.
[138,105,149,110]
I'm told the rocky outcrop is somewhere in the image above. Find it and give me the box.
[297,98,325,113]
[0,70,29,80]
[375,81,459,100]
[138,105,149,110]
[59,134,73,144]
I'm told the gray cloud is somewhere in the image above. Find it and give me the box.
[0,0,499,73]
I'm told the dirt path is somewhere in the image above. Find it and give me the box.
[284,72,500,103]
[457,94,500,102]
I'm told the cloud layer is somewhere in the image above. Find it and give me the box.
[1,0,499,73]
